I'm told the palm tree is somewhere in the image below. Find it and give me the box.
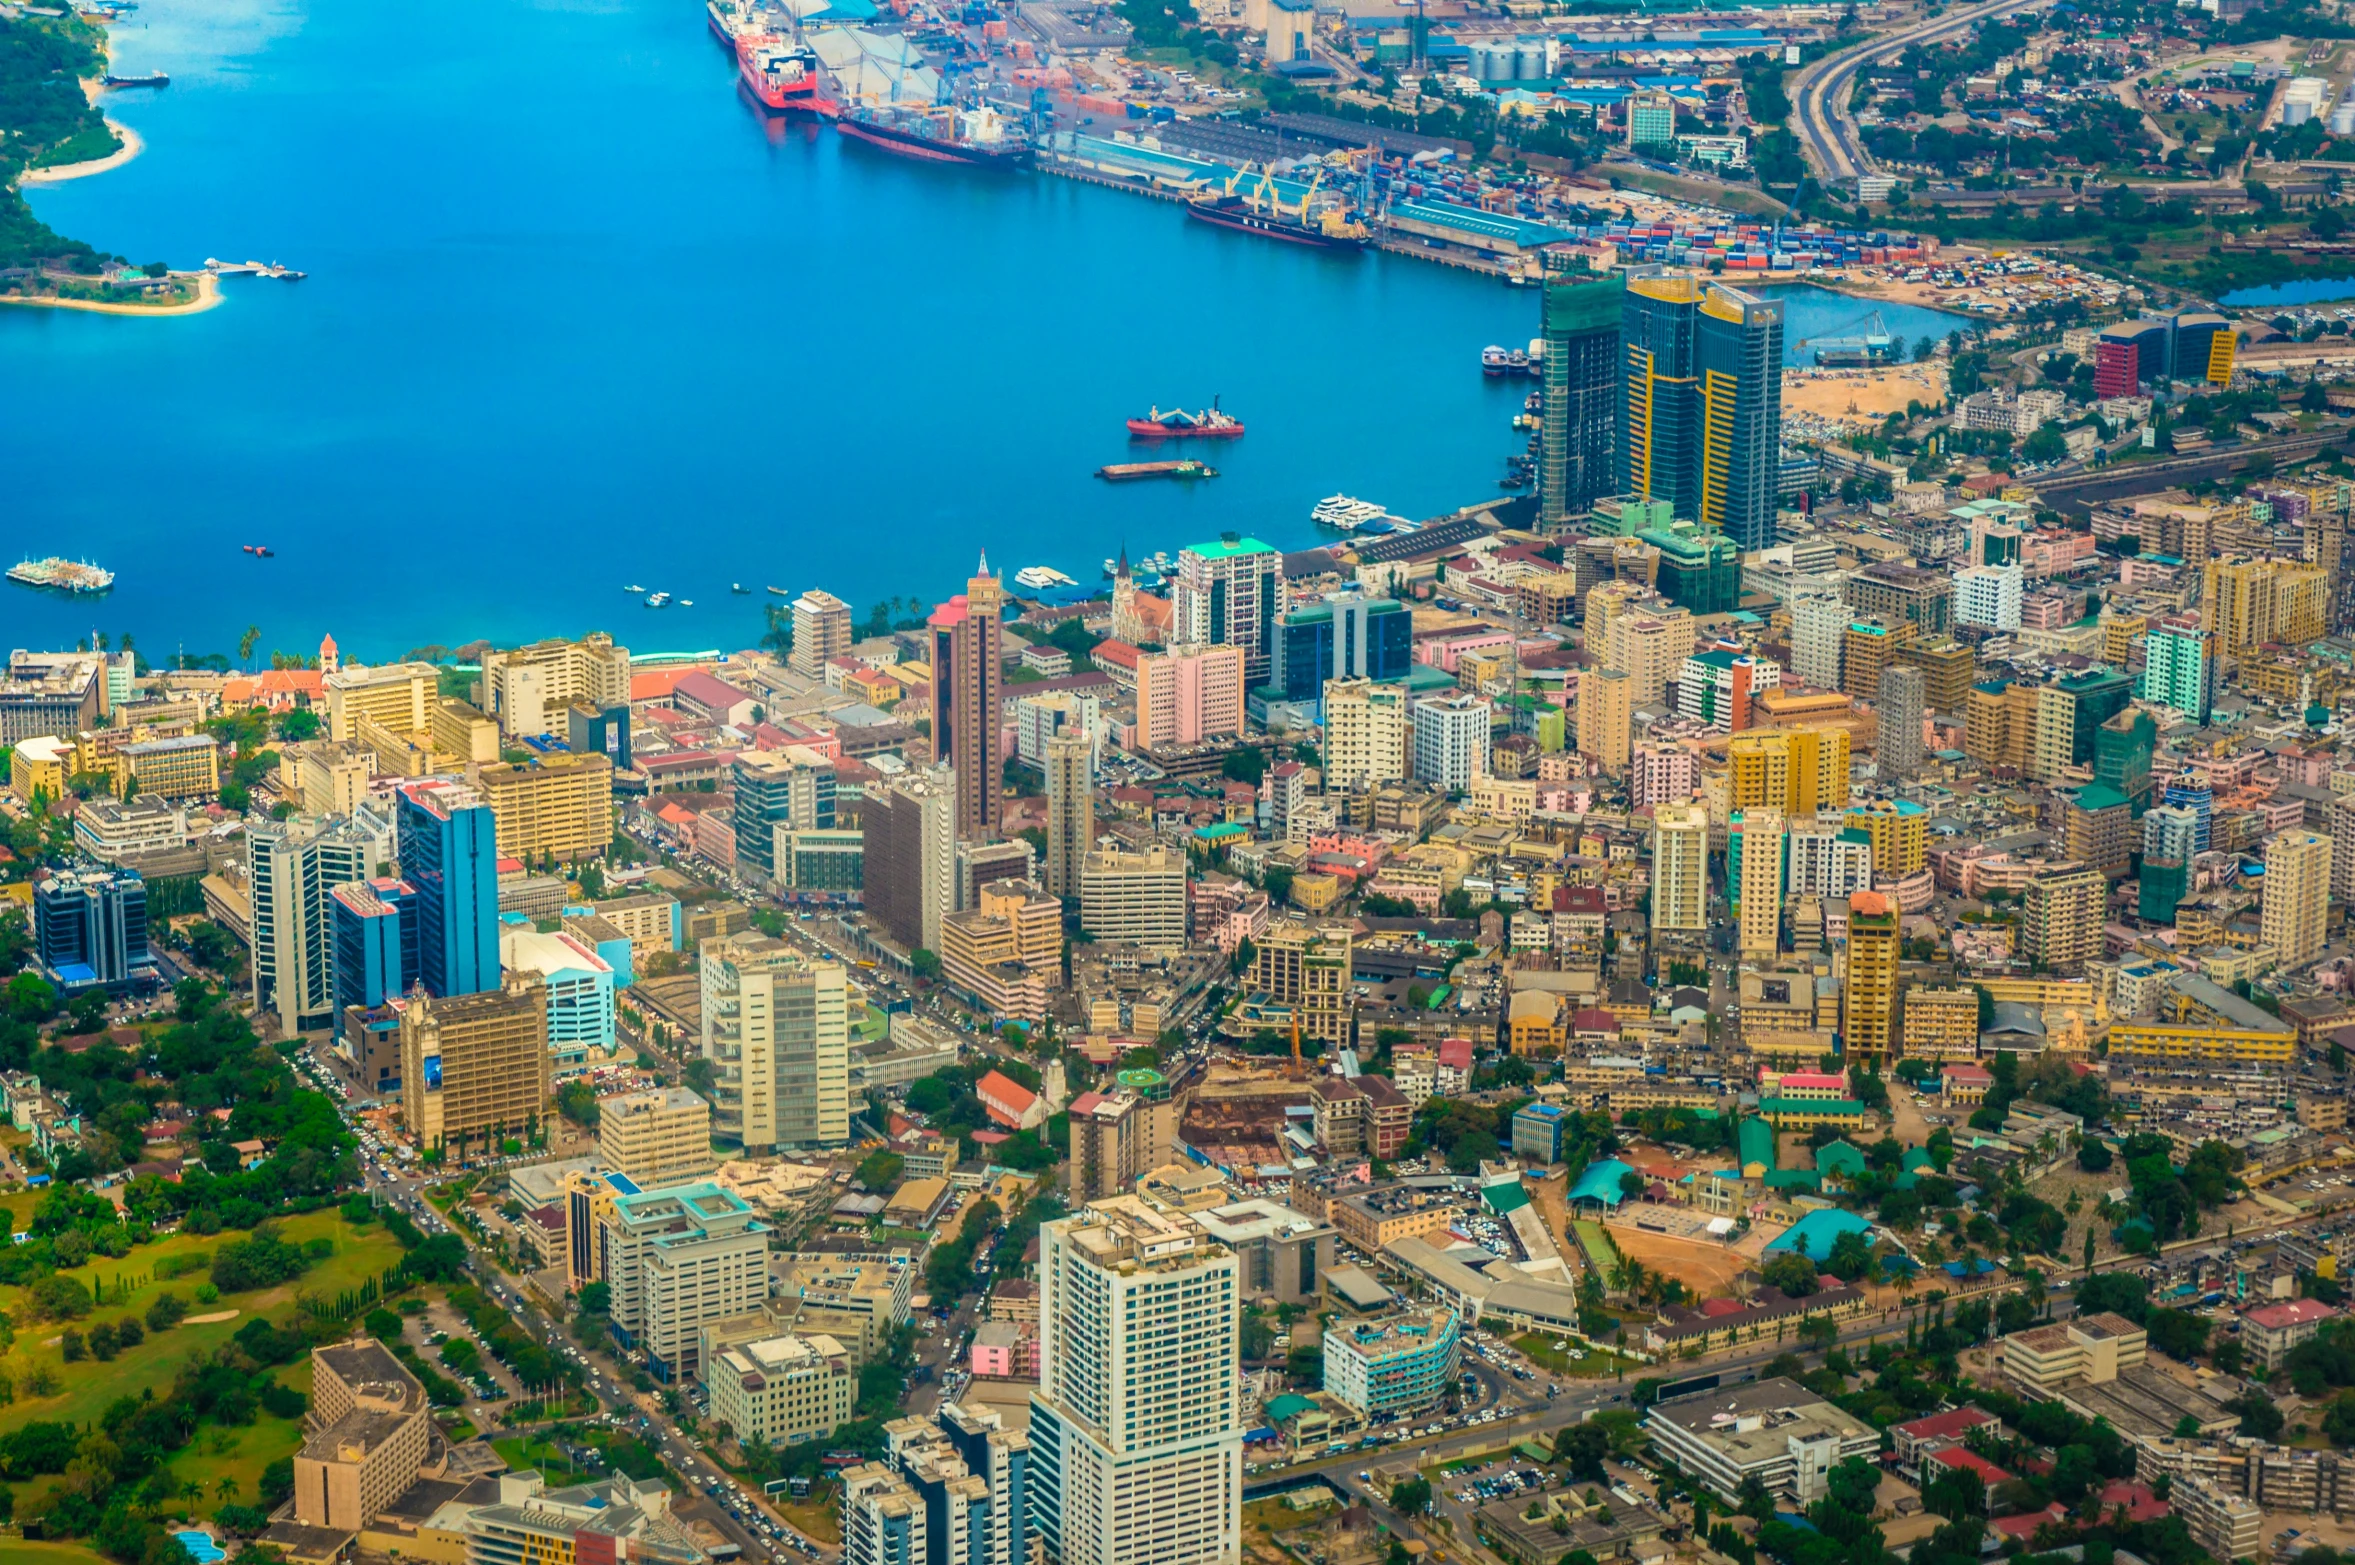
[216,1477,240,1503]
[238,625,261,664]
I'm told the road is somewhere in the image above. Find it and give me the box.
[1787,0,2065,187]
[2038,425,2355,513]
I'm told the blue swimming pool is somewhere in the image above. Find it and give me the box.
[174,1530,226,1564]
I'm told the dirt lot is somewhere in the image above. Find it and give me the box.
[1600,1223,1756,1300]
[1783,363,1947,426]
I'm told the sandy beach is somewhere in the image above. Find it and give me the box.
[0,270,222,317]
[20,119,143,185]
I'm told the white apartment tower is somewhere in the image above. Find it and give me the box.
[597,1180,771,1381]
[1410,692,1491,792]
[1031,1196,1241,1565]
[1651,801,1709,935]
[1789,590,1849,693]
[1955,565,2024,631]
[699,934,850,1152]
[1321,678,1408,793]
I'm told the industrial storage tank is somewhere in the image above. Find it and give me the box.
[2333,102,2355,134]
[1514,37,1547,78]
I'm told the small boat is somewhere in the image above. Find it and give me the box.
[242,544,275,557]
[732,583,751,594]
[1103,558,1118,575]
[1481,345,1511,376]
[646,592,670,607]
[101,70,169,87]
[625,583,647,594]
[766,585,789,596]
[1499,475,1529,490]
[1127,399,1244,440]
[680,598,696,608]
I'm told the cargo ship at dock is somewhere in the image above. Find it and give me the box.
[1186,194,1369,250]
[837,102,1029,168]
[7,557,114,594]
[738,35,837,116]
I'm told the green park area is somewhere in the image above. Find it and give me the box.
[1569,1221,1620,1289]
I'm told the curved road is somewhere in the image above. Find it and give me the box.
[1788,0,2063,186]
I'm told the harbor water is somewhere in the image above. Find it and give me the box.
[2,0,1963,658]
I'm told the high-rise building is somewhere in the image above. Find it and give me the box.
[330,878,417,1038]
[1265,595,1411,720]
[849,1406,1031,1565]
[1030,1198,1240,1565]
[499,927,617,1065]
[1841,618,1912,702]
[399,970,551,1149]
[1677,649,1779,732]
[1895,639,1976,716]
[395,778,501,999]
[939,879,1064,1022]
[2141,806,2200,923]
[2022,866,2106,974]
[598,1179,770,1380]
[1650,802,1708,935]
[1576,668,1633,772]
[1786,821,1874,901]
[1625,89,1676,146]
[2205,556,2330,655]
[1411,692,1492,791]
[2030,669,2135,781]
[475,634,630,740]
[598,1086,717,1186]
[733,748,838,886]
[1044,730,1094,901]
[33,866,154,996]
[1135,643,1245,751]
[474,750,614,865]
[2093,710,2157,815]
[1843,798,1927,876]
[1605,609,1697,707]
[1737,809,1784,959]
[929,559,1007,843]
[2139,614,2218,723]
[119,734,221,800]
[1617,271,1785,550]
[1067,1090,1179,1203]
[1174,535,1284,687]
[699,934,850,1152]
[2263,829,2333,969]
[2063,785,2133,879]
[1539,274,1622,529]
[865,767,957,953]
[1878,664,1926,779]
[566,701,632,771]
[2334,795,2355,910]
[324,661,439,744]
[1078,845,1186,955]
[1322,678,1409,793]
[1842,890,1899,1062]
[1643,516,1744,615]
[1789,590,1849,693]
[1729,728,1851,816]
[790,590,855,680]
[252,812,389,1035]
[2161,776,2215,854]
[1846,562,1953,637]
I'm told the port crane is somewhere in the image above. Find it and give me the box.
[1799,307,1898,365]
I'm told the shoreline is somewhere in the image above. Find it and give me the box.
[21,100,143,185]
[0,269,222,316]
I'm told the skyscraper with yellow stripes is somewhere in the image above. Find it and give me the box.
[1617,271,1785,551]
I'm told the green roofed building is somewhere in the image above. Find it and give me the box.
[1640,516,1743,615]
[1541,274,1624,531]
[1756,1097,1869,1128]
[1737,1115,1775,1178]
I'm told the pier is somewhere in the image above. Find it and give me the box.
[204,258,306,280]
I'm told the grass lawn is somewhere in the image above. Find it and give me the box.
[777,1497,842,1546]
[0,1541,117,1565]
[494,1433,598,1487]
[1613,167,1790,218]
[0,1210,405,1436]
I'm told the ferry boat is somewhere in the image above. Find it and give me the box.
[1480,345,1534,377]
[7,558,114,594]
[739,36,837,116]
[625,583,647,594]
[838,102,1030,168]
[1310,495,1393,531]
[646,592,671,607]
[1127,402,1244,440]
[1014,566,1076,590]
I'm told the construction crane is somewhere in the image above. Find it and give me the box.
[1287,1007,1304,1080]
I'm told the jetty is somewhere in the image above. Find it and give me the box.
[102,71,170,87]
[204,259,306,280]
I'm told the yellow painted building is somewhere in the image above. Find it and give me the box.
[1728,727,1851,816]
[1900,986,1980,1060]
[474,750,615,863]
[1842,799,1926,876]
[120,734,221,800]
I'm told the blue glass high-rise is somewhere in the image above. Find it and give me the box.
[395,780,501,997]
[330,877,418,1030]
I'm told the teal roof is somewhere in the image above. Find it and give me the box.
[1265,1393,1317,1421]
[2074,783,2131,812]
[1688,649,1741,670]
[1816,1140,1868,1177]
[1765,1169,1821,1190]
[1738,1115,1775,1172]
[1568,1157,1636,1206]
[1901,1147,1933,1172]
[1187,536,1275,559]
[1485,1182,1532,1215]
[1765,1207,1875,1261]
[1758,1097,1867,1115]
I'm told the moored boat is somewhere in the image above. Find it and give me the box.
[8,557,114,594]
[1126,401,1244,440]
[1186,193,1369,250]
[837,101,1030,167]
[738,36,837,116]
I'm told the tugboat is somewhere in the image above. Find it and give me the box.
[1126,398,1245,439]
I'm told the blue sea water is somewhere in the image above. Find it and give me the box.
[2,0,1960,661]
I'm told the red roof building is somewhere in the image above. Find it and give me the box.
[976,1069,1044,1130]
[2243,1298,2339,1369]
[1921,1444,2014,1490]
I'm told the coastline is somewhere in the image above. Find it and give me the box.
[0,269,222,316]
[20,118,143,185]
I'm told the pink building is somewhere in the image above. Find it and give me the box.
[1419,630,1515,673]
[1631,743,1699,808]
[971,1320,1040,1380]
[1135,643,1244,750]
[2020,591,2078,629]
[2023,529,2097,576]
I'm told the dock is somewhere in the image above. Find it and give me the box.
[101,70,169,87]
[204,258,306,280]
